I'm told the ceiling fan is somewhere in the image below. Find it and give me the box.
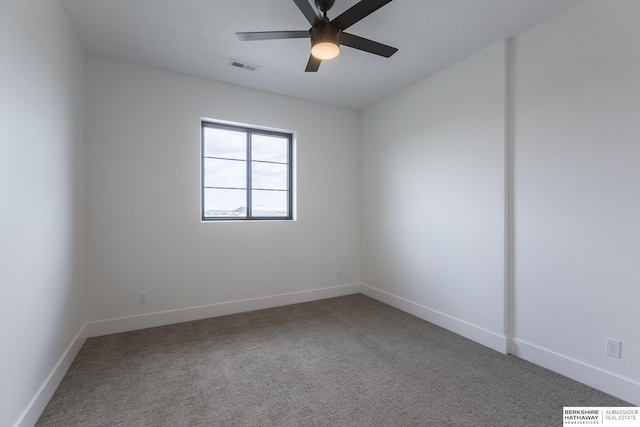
[236,0,398,72]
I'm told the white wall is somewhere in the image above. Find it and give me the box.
[84,55,361,323]
[0,1,86,426]
[361,0,640,405]
[4,1,638,423]
[512,0,640,404]
[360,42,507,352]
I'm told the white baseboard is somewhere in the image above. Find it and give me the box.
[13,284,638,427]
[512,338,640,406]
[360,284,639,405]
[360,283,509,354]
[85,283,361,337]
[15,284,359,427]
[13,324,87,427]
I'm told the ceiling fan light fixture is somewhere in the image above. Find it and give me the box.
[311,40,340,60]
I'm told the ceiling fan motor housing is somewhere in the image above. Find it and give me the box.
[310,22,341,46]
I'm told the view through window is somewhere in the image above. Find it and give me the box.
[201,121,293,220]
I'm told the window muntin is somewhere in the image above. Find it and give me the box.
[202,121,293,220]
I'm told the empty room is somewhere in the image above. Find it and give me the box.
[1,0,638,426]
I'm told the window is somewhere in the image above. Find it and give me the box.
[201,121,293,220]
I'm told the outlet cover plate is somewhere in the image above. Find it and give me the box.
[138,292,148,304]
[605,337,621,358]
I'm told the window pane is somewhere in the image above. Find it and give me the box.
[252,162,288,190]
[204,127,246,160]
[201,121,293,221]
[252,190,288,217]
[204,189,247,217]
[252,134,288,163]
[204,158,246,189]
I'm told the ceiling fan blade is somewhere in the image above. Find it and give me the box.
[236,31,310,41]
[340,32,397,57]
[305,55,321,72]
[293,0,322,26]
[332,0,394,30]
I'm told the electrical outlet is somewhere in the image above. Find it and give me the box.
[605,337,621,358]
[337,270,343,279]
[138,292,148,305]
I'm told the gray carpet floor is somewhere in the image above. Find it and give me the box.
[36,294,630,426]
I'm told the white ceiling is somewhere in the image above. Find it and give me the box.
[59,0,585,110]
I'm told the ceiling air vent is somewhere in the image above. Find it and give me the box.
[229,59,259,72]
